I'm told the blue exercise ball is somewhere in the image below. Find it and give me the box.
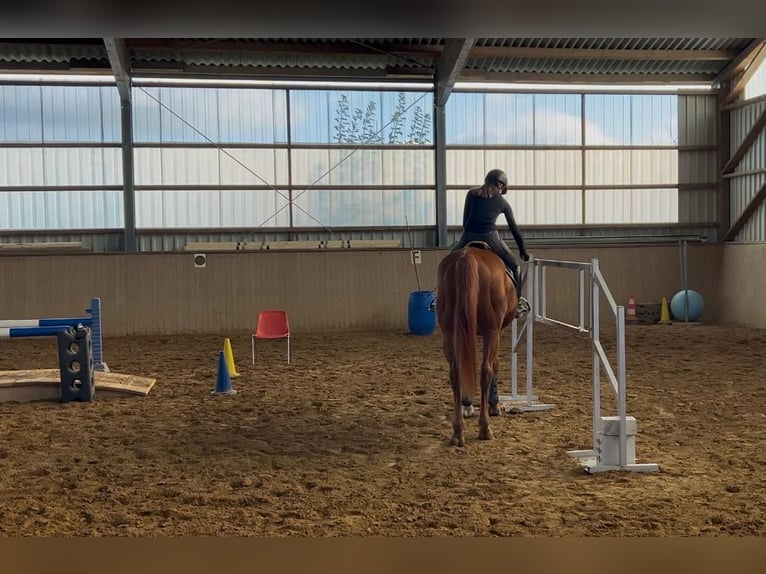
[670,289,704,322]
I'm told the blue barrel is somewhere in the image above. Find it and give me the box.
[408,290,436,336]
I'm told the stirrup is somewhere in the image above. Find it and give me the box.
[516,297,531,317]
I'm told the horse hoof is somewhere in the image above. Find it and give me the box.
[489,405,500,417]
[478,428,494,441]
[449,435,465,447]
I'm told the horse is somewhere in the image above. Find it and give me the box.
[435,243,518,447]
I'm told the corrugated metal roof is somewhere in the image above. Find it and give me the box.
[0,37,756,80]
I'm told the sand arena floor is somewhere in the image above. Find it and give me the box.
[0,323,764,536]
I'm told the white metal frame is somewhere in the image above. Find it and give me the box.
[501,256,659,474]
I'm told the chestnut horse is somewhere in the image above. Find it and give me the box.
[436,244,518,447]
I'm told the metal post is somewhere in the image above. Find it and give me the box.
[591,259,601,454]
[579,268,586,331]
[511,318,518,398]
[526,260,535,405]
[541,266,548,320]
[434,102,448,247]
[682,239,689,322]
[617,304,627,467]
[120,97,137,252]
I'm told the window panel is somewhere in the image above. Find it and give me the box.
[586,149,677,186]
[159,148,221,186]
[0,86,43,142]
[533,94,581,145]
[0,190,122,230]
[291,149,385,186]
[534,150,581,186]
[290,90,433,144]
[41,86,104,142]
[219,148,289,186]
[585,188,678,224]
[531,189,582,224]
[446,92,485,144]
[0,148,45,186]
[42,148,106,186]
[382,150,434,185]
[293,189,434,227]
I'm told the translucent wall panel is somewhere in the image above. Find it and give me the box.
[136,146,281,189]
[0,86,43,142]
[585,150,678,185]
[132,86,288,144]
[219,148,289,186]
[0,190,122,229]
[584,189,678,224]
[136,189,290,228]
[533,94,581,145]
[447,149,579,187]
[42,148,107,186]
[383,150,434,185]
[290,90,433,144]
[534,150,581,185]
[447,189,581,226]
[0,148,123,187]
[744,57,766,100]
[448,93,580,145]
[530,190,582,225]
[292,189,435,227]
[585,94,678,145]
[0,148,45,186]
[1,85,119,143]
[291,149,433,186]
[446,92,486,145]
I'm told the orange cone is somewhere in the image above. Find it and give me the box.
[627,294,637,322]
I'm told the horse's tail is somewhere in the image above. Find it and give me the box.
[453,251,479,406]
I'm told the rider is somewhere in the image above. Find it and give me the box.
[451,168,531,316]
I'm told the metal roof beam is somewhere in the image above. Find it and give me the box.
[468,47,739,60]
[103,38,131,101]
[724,179,766,241]
[436,38,475,106]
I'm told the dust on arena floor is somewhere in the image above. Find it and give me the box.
[0,323,764,536]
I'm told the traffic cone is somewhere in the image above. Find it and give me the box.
[626,294,637,322]
[659,297,672,324]
[223,338,239,378]
[213,351,237,395]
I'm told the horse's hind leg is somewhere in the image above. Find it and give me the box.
[478,330,501,440]
[443,335,465,447]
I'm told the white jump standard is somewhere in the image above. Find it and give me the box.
[501,257,659,474]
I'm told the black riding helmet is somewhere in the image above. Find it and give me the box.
[484,168,508,188]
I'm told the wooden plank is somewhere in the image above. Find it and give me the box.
[0,241,88,252]
[714,38,765,85]
[725,180,766,241]
[263,241,323,250]
[721,107,766,174]
[347,240,402,248]
[724,42,766,105]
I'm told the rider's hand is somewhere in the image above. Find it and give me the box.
[520,250,530,262]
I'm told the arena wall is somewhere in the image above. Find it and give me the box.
[0,244,722,336]
[718,243,766,329]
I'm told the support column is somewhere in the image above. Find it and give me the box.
[717,86,731,243]
[121,98,137,252]
[434,102,448,247]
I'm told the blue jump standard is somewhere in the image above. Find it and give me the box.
[0,298,108,372]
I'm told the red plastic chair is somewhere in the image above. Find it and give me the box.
[251,309,291,364]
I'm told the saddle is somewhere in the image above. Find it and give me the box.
[464,241,516,285]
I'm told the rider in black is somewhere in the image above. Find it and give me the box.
[451,168,531,316]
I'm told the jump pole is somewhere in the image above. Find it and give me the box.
[0,297,108,372]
